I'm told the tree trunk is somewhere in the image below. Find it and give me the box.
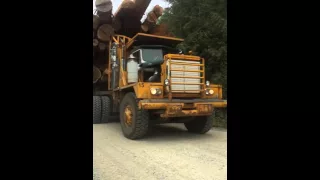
[95,0,112,12]
[114,0,135,17]
[93,65,102,83]
[133,0,152,20]
[93,15,100,30]
[152,5,164,17]
[98,42,108,51]
[97,24,114,42]
[93,39,99,47]
[100,68,109,82]
[97,10,113,24]
[112,17,122,32]
[141,11,158,32]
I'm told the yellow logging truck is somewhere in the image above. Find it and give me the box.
[93,33,227,139]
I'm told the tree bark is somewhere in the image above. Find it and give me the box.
[93,39,99,47]
[93,65,102,83]
[133,0,152,20]
[100,68,109,82]
[97,11,113,24]
[152,5,163,17]
[112,17,122,32]
[93,15,100,30]
[97,24,114,42]
[98,42,108,51]
[141,11,158,32]
[95,0,112,12]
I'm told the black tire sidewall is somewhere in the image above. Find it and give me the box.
[120,93,138,137]
[101,96,112,123]
[93,96,102,124]
[184,112,215,134]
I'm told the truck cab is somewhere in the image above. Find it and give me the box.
[94,33,227,140]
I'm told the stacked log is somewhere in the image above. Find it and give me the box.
[141,5,164,33]
[149,23,174,37]
[93,0,114,84]
[93,65,102,83]
[134,0,152,20]
[113,0,139,37]
[95,0,113,23]
[93,0,170,84]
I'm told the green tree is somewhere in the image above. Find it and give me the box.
[160,0,227,127]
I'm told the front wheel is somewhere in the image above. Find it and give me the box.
[119,92,150,140]
[184,112,215,134]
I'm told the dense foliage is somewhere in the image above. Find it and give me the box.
[160,0,227,127]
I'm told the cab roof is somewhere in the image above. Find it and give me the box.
[126,33,184,49]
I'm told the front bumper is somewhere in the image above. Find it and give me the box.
[139,99,227,118]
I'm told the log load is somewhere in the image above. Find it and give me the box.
[93,65,102,83]
[93,1,170,86]
[153,5,164,17]
[149,23,174,37]
[95,0,113,24]
[100,68,109,82]
[141,11,158,32]
[113,0,136,18]
[95,0,112,12]
[141,5,164,33]
[134,0,152,20]
[98,42,108,51]
[112,17,122,32]
[93,39,99,47]
[93,15,100,30]
[97,24,114,42]
[113,0,152,37]
[113,0,139,37]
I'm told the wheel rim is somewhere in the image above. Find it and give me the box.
[124,105,133,126]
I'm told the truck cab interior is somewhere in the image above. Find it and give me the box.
[128,45,180,83]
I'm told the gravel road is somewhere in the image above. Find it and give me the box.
[93,122,227,180]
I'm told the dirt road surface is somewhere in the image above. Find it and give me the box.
[93,122,227,180]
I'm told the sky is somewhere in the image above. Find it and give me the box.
[93,0,171,22]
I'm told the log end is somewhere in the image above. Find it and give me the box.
[153,5,164,17]
[95,0,113,12]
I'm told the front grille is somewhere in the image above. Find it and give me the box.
[169,59,204,93]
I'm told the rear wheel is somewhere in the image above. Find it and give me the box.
[184,112,215,134]
[119,92,149,139]
[101,96,112,123]
[93,96,101,124]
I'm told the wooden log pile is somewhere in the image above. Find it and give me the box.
[141,5,163,33]
[93,0,170,84]
[93,0,114,84]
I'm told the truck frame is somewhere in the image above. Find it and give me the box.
[93,33,227,139]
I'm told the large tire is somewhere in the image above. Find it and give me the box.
[101,96,112,123]
[93,96,102,124]
[119,92,149,140]
[184,112,215,134]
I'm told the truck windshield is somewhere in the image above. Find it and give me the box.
[141,49,163,63]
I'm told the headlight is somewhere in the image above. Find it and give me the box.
[150,88,162,95]
[164,79,170,86]
[205,81,210,87]
[205,89,214,95]
[150,88,157,95]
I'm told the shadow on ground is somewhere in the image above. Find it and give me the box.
[101,116,119,123]
[100,117,215,141]
[142,124,213,141]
